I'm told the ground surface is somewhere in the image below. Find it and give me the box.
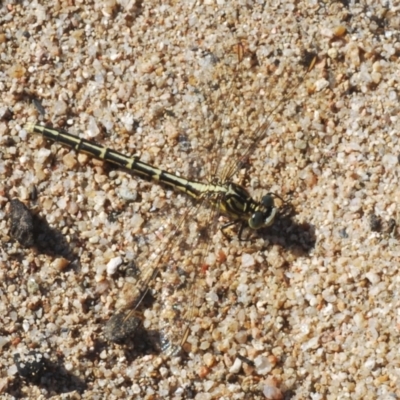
[1,0,400,399]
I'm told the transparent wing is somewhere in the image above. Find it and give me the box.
[177,35,317,198]
[104,180,224,354]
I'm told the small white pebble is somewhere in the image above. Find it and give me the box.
[7,365,18,376]
[66,201,79,214]
[19,127,28,140]
[53,100,68,115]
[118,187,138,202]
[56,197,67,210]
[322,288,337,303]
[241,253,255,268]
[130,214,144,233]
[100,350,108,359]
[354,312,365,328]
[314,78,329,92]
[327,47,338,59]
[22,320,30,332]
[200,340,211,350]
[371,72,381,84]
[27,277,40,294]
[120,113,135,132]
[203,380,215,392]
[107,256,123,275]
[301,335,320,351]
[229,357,242,374]
[86,116,100,138]
[131,383,141,394]
[263,381,283,400]
[382,153,398,170]
[0,336,9,349]
[65,362,73,371]
[89,235,100,244]
[203,353,215,368]
[365,272,380,284]
[254,355,272,375]
[36,148,51,164]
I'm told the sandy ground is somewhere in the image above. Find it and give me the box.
[1,0,400,399]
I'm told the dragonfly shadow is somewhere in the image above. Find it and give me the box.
[101,323,167,363]
[31,214,76,260]
[8,351,87,397]
[101,290,168,360]
[260,211,316,256]
[9,199,75,261]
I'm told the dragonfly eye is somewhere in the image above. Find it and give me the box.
[261,194,275,208]
[248,195,277,229]
[248,211,265,229]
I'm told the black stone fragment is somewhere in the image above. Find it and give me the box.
[14,350,49,383]
[9,199,35,247]
[369,213,382,232]
[104,310,142,343]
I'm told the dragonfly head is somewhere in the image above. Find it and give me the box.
[248,193,279,229]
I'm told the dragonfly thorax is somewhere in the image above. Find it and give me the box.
[223,182,278,230]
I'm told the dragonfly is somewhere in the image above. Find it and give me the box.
[25,48,315,355]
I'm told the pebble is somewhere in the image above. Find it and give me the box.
[229,357,242,374]
[241,253,255,268]
[106,256,123,275]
